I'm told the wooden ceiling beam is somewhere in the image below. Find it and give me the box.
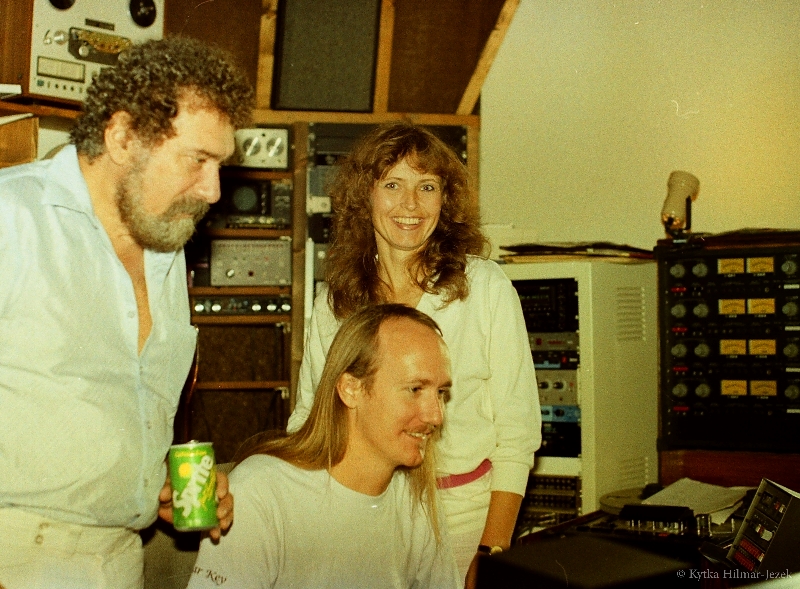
[372,0,395,114]
[255,0,280,110]
[457,0,520,115]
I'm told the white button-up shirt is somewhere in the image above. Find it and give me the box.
[0,145,197,529]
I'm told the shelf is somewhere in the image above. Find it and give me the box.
[202,227,292,239]
[0,98,81,120]
[195,381,290,391]
[189,286,291,296]
[191,314,290,325]
[251,109,480,128]
[220,167,292,180]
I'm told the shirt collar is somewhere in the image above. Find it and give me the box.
[43,145,182,277]
[41,144,96,218]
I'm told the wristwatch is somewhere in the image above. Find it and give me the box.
[477,544,504,556]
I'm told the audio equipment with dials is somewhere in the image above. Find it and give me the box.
[206,178,292,229]
[232,128,290,170]
[191,295,292,316]
[656,230,800,453]
[515,279,580,460]
[210,239,292,287]
[727,478,800,574]
[1,0,164,104]
[304,122,468,214]
[503,260,659,537]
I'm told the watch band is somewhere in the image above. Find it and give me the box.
[477,544,504,556]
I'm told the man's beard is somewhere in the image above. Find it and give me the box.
[116,157,210,252]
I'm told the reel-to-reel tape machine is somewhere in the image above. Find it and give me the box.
[1,0,164,104]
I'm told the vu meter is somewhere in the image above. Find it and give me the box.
[233,128,290,169]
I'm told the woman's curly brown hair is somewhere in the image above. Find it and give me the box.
[325,121,489,319]
[70,35,253,158]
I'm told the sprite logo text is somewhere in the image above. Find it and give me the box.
[173,454,214,517]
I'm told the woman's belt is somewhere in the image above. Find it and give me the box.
[436,459,492,489]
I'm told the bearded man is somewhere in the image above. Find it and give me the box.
[0,36,253,589]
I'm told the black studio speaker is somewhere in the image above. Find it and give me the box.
[271,0,381,112]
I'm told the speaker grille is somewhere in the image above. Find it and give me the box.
[271,0,381,112]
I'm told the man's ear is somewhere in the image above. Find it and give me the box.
[336,373,363,409]
[104,111,138,166]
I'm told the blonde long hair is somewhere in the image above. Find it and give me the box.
[235,303,445,540]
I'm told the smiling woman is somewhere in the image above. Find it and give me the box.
[370,158,443,258]
[288,122,542,588]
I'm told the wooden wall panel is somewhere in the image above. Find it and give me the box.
[388,0,506,114]
[188,389,288,462]
[196,325,285,383]
[164,0,262,88]
[660,449,800,493]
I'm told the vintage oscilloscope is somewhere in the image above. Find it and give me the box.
[1,0,164,104]
[655,231,800,454]
[502,259,659,536]
[206,177,293,230]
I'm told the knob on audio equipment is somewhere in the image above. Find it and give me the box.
[692,263,709,277]
[695,383,711,398]
[45,30,68,44]
[670,304,687,318]
[694,343,710,358]
[130,0,158,27]
[693,303,710,318]
[786,385,800,400]
[783,301,799,317]
[782,259,798,275]
[671,343,687,358]
[669,263,686,278]
[672,383,689,398]
[783,342,799,358]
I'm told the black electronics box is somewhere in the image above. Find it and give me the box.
[476,535,690,589]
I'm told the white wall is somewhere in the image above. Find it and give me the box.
[480,0,800,258]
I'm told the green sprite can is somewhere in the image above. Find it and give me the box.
[168,441,219,531]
